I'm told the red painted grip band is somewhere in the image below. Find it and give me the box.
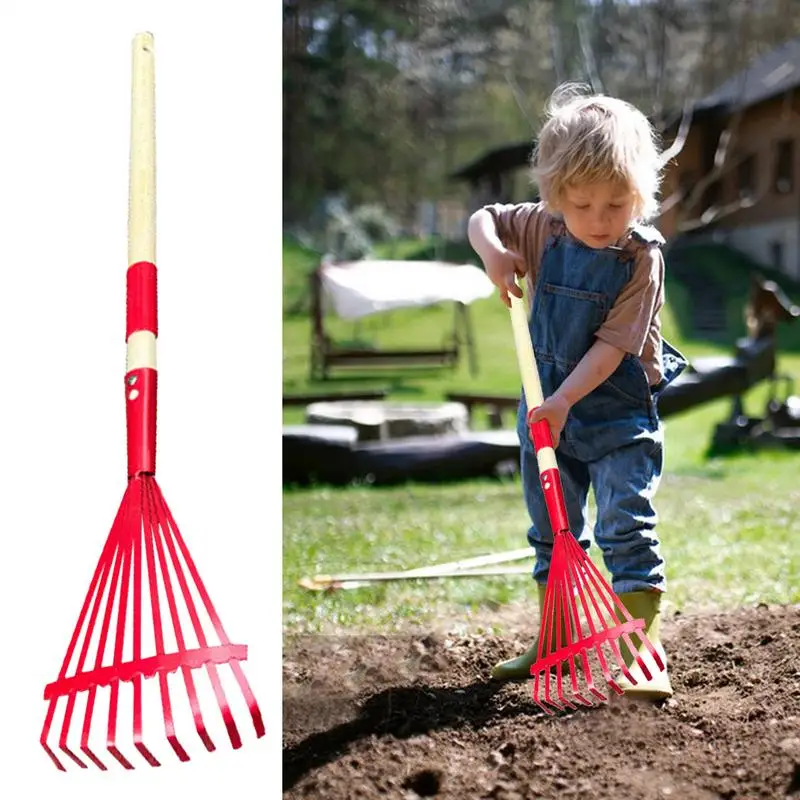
[527,413,555,453]
[126,261,158,339]
[125,367,157,477]
[526,410,571,535]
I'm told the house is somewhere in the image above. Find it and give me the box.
[658,36,800,280]
[450,141,536,212]
[452,37,800,279]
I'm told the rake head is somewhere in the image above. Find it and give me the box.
[40,474,265,771]
[529,529,665,716]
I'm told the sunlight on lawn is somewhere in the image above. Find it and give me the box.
[283,236,800,635]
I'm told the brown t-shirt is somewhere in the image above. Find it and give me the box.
[484,201,666,386]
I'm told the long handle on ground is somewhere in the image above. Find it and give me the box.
[299,547,534,590]
[125,32,159,479]
[299,564,533,591]
[507,286,571,535]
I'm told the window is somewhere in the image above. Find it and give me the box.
[774,139,794,194]
[737,154,756,198]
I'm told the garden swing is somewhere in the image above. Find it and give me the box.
[309,257,495,381]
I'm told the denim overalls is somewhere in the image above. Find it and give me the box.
[517,219,687,594]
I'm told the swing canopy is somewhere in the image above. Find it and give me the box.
[318,259,495,320]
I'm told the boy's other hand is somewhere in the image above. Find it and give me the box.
[484,246,527,308]
[528,394,571,449]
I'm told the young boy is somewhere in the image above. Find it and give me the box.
[467,84,687,698]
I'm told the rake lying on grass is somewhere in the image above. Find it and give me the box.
[507,285,665,715]
[299,547,535,591]
[40,31,265,771]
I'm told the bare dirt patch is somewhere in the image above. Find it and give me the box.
[284,603,800,799]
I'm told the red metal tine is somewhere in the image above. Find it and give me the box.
[564,537,635,681]
[77,487,134,770]
[531,584,554,716]
[573,544,616,702]
[107,481,145,770]
[550,561,568,710]
[154,484,240,750]
[553,561,579,711]
[536,547,561,713]
[560,548,593,708]
[532,679,553,716]
[146,480,215,758]
[155,481,265,739]
[40,488,134,770]
[561,538,617,701]
[607,577,665,675]
[533,657,558,716]
[536,553,557,664]
[574,547,644,686]
[532,542,568,714]
[130,480,161,766]
[532,622,556,713]
[140,482,192,762]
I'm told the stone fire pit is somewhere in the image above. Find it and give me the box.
[305,400,469,442]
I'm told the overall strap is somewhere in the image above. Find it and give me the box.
[613,222,666,265]
[629,223,665,246]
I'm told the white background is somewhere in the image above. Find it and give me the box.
[0,0,280,795]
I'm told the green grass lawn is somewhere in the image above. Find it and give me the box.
[282,234,800,635]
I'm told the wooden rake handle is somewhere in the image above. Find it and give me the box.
[129,32,156,267]
[125,32,158,479]
[507,286,571,536]
[508,288,543,411]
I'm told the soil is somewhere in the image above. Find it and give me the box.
[283,602,800,799]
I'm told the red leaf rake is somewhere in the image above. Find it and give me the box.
[507,285,666,714]
[40,32,265,770]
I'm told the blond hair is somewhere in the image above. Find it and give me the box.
[531,83,663,221]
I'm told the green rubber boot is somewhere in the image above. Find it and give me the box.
[616,590,673,699]
[490,584,558,681]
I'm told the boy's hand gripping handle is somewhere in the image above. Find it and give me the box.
[508,289,571,535]
[126,32,158,479]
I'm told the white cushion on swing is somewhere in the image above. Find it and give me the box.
[320,259,495,320]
